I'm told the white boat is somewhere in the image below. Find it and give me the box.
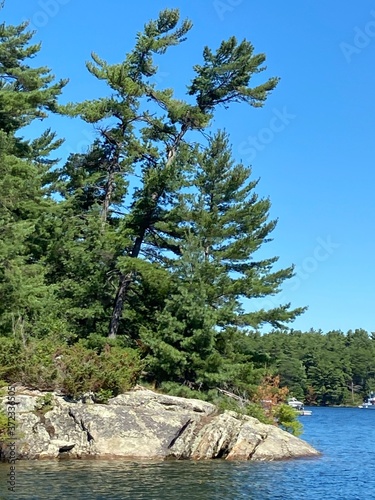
[288,397,312,416]
[358,392,375,409]
[288,397,304,409]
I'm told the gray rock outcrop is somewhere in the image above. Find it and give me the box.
[0,386,320,461]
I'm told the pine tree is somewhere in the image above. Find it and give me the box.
[58,8,279,338]
[182,131,306,329]
[0,11,66,338]
[141,132,305,389]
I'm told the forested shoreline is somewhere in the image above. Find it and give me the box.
[0,5,373,433]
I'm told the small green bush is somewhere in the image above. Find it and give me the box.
[159,381,208,400]
[56,343,99,397]
[0,338,23,382]
[56,343,143,399]
[94,388,113,404]
[273,403,303,436]
[96,345,143,396]
[214,396,273,424]
[35,393,54,414]
[244,402,274,424]
[0,336,63,390]
[19,339,62,389]
[0,409,8,440]
[0,335,143,400]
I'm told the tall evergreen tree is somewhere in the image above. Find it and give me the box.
[0,11,66,338]
[58,8,279,338]
[180,131,305,329]
[140,132,305,388]
[140,231,220,385]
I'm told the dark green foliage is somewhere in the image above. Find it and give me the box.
[57,8,280,340]
[258,329,375,406]
[0,18,66,134]
[178,131,305,329]
[276,357,307,399]
[158,381,212,401]
[0,336,63,389]
[188,37,279,111]
[0,10,67,340]
[140,243,220,386]
[139,131,303,391]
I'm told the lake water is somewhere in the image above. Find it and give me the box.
[1,407,374,499]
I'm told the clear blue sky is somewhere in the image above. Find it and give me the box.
[4,0,375,334]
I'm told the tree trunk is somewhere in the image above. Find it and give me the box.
[107,227,147,338]
[108,272,134,338]
[107,123,189,338]
[102,167,115,223]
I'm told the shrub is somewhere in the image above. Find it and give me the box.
[158,381,208,400]
[0,409,8,440]
[56,343,143,399]
[93,388,113,404]
[55,343,99,397]
[19,339,62,389]
[273,403,303,436]
[214,396,273,424]
[96,345,143,396]
[0,336,63,390]
[0,338,23,382]
[35,393,54,414]
[0,335,143,400]
[244,402,274,424]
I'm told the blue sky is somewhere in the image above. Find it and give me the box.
[4,0,375,334]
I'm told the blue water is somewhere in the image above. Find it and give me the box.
[1,407,374,499]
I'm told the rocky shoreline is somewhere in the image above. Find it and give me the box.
[0,386,320,462]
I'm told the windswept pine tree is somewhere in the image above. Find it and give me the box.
[0,11,66,338]
[57,8,280,339]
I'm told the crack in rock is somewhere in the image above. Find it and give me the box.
[68,409,94,442]
[168,418,192,449]
[248,431,268,460]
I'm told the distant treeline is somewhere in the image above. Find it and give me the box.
[250,328,375,406]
